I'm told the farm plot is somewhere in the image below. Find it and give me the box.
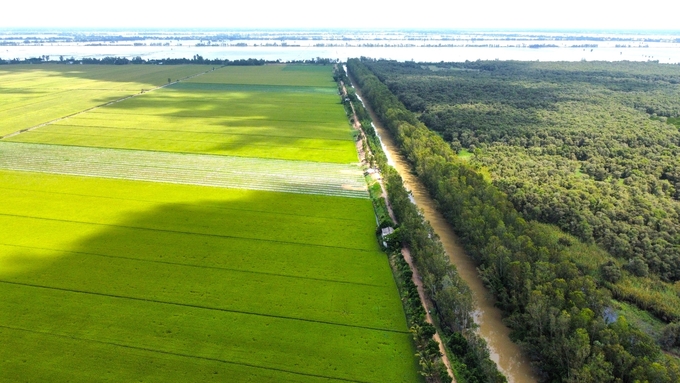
[0,64,213,137]
[0,64,420,382]
[6,65,358,163]
[0,170,418,382]
[0,142,367,198]
[182,64,337,87]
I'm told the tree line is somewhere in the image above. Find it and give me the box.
[336,65,505,383]
[348,58,680,382]
[0,56,338,66]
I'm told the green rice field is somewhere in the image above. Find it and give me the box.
[0,64,213,137]
[6,65,357,163]
[0,65,419,382]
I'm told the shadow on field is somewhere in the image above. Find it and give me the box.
[0,187,375,284]
[5,65,351,160]
[0,87,42,95]
[0,190,379,323]
[1,64,337,93]
[0,64,207,89]
[83,86,351,157]
[0,186,411,382]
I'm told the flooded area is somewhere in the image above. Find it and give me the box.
[4,43,680,64]
[2,30,680,64]
[352,86,538,383]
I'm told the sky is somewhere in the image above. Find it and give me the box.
[1,0,679,31]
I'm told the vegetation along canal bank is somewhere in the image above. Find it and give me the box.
[349,57,680,382]
[339,65,508,383]
[340,70,457,382]
[342,64,533,383]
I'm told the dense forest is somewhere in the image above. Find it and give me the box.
[348,58,680,382]
[364,59,680,283]
[362,59,680,325]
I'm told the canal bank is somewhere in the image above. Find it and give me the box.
[349,76,537,383]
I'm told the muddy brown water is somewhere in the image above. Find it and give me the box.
[351,86,538,383]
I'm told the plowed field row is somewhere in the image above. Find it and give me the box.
[0,142,368,198]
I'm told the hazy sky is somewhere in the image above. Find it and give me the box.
[1,0,679,31]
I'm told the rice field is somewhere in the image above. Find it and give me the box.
[0,64,213,137]
[0,65,419,382]
[6,65,357,163]
[0,170,415,382]
[182,64,336,87]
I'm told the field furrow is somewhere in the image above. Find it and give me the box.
[0,142,368,198]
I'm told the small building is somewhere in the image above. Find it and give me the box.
[380,227,395,248]
[381,227,394,237]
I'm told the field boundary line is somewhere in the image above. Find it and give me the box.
[0,242,386,288]
[0,68,214,140]
[0,212,376,253]
[0,280,409,335]
[0,324,373,383]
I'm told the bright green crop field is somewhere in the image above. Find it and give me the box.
[183,64,337,87]
[0,64,213,137]
[0,170,417,382]
[6,65,357,163]
[0,65,420,382]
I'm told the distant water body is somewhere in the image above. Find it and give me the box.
[4,44,680,64]
[2,30,680,63]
